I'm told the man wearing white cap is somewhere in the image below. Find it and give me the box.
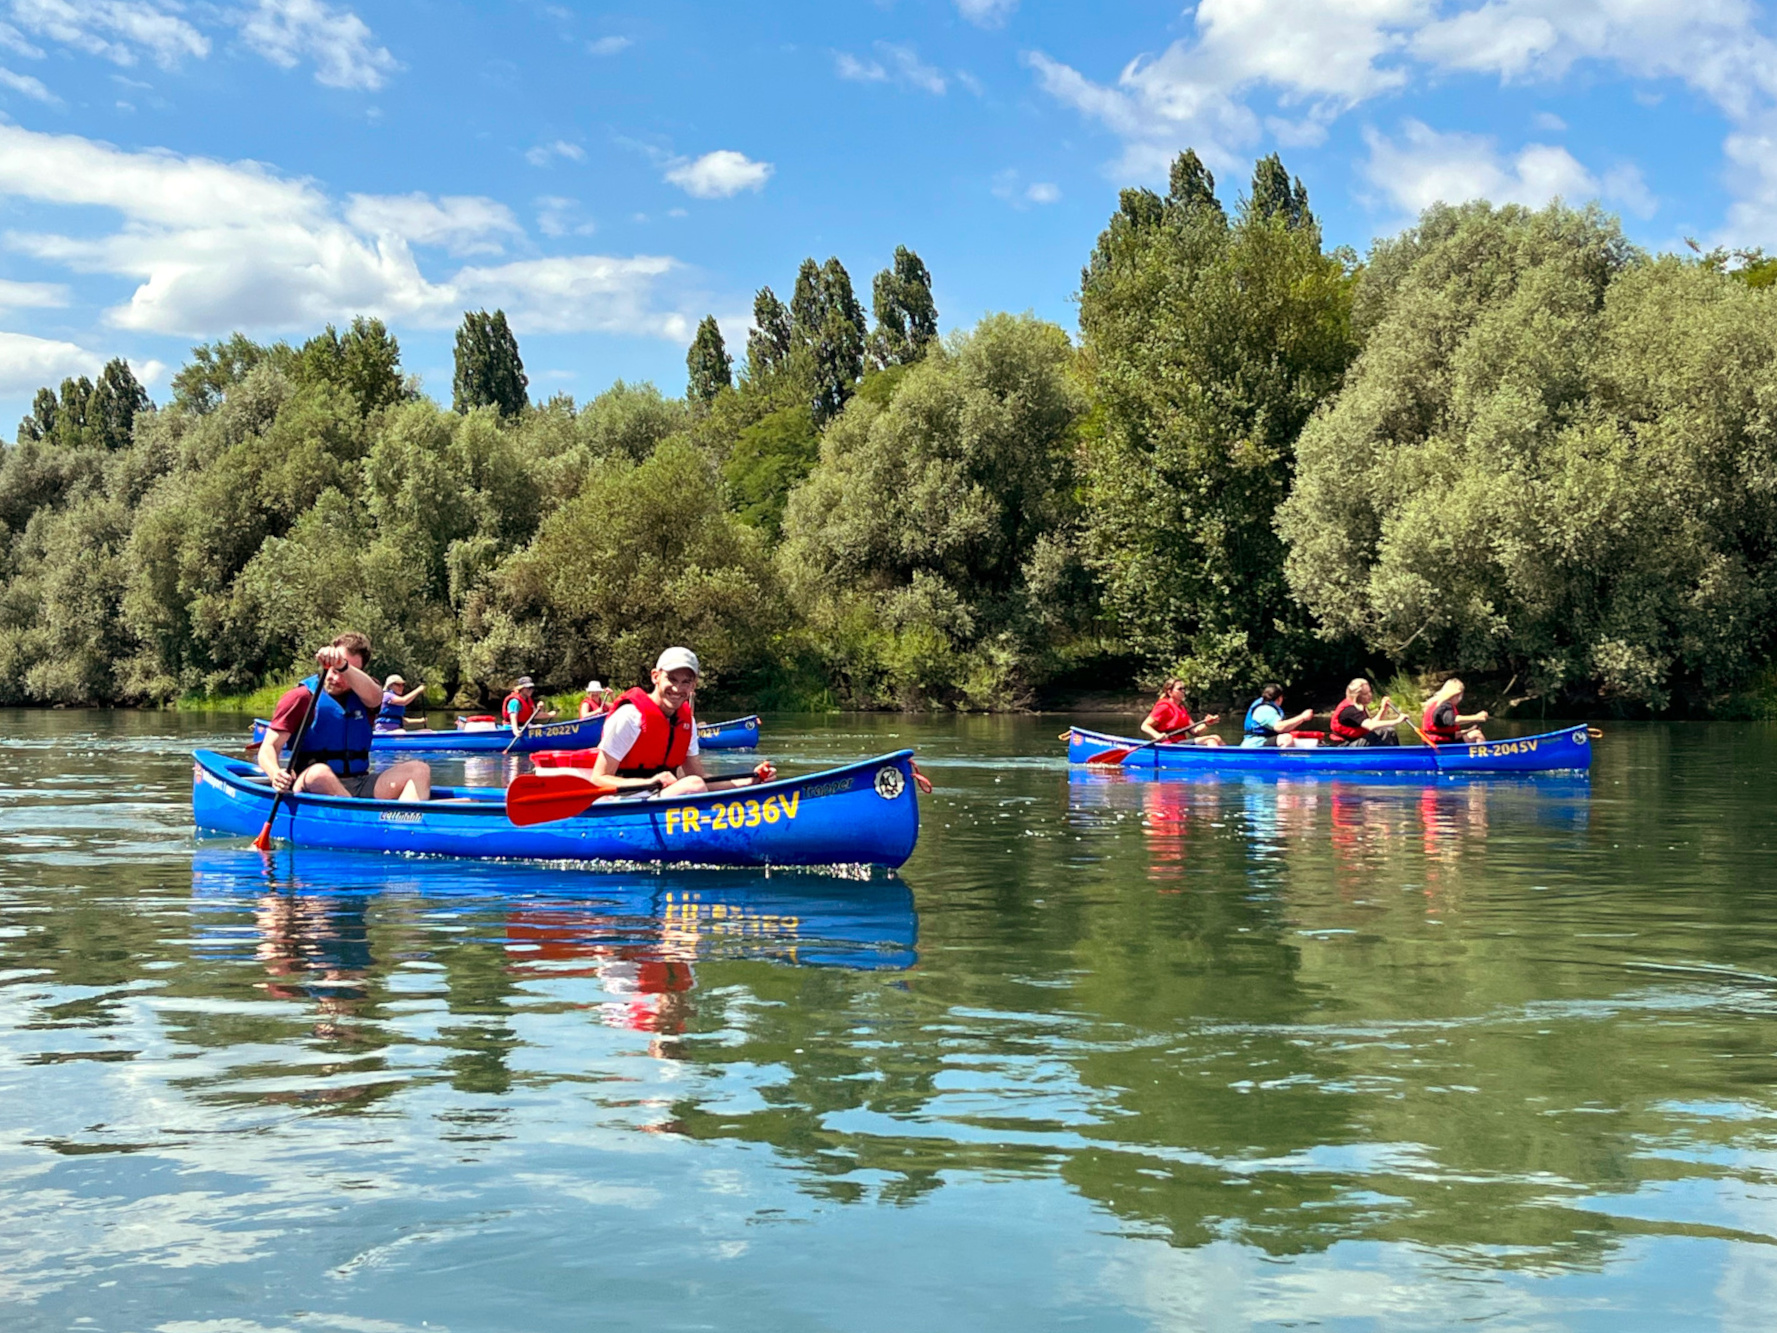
[586,647,773,797]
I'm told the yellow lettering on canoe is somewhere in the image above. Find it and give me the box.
[780,791,799,820]
[664,807,681,835]
[684,808,702,833]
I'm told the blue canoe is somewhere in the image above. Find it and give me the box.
[247,712,763,754]
[1066,724,1593,774]
[189,847,918,972]
[192,748,921,868]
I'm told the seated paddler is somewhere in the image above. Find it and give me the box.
[1326,678,1402,747]
[1241,683,1316,748]
[1140,678,1223,746]
[259,633,432,801]
[503,675,555,731]
[578,647,774,798]
[375,674,426,732]
[1423,678,1488,744]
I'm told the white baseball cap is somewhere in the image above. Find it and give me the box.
[655,647,700,677]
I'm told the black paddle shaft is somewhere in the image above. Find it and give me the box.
[256,670,326,846]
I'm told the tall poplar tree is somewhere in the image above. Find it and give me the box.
[746,287,793,379]
[870,245,939,368]
[452,309,528,418]
[686,315,733,405]
[86,359,151,451]
[791,257,866,424]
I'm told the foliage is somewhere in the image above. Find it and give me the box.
[722,403,819,539]
[452,309,528,417]
[17,359,150,451]
[1280,202,1777,710]
[686,315,733,406]
[461,438,787,692]
[870,245,939,368]
[1077,150,1358,695]
[792,257,867,425]
[780,313,1090,707]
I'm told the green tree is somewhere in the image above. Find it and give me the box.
[297,317,409,416]
[452,309,528,418]
[1278,202,1777,710]
[870,245,939,368]
[1249,152,1312,229]
[721,404,819,539]
[746,287,794,380]
[686,315,733,406]
[1168,149,1224,219]
[86,359,151,451]
[780,313,1090,707]
[792,257,866,425]
[460,438,786,692]
[170,333,291,414]
[1077,150,1356,692]
[16,387,57,445]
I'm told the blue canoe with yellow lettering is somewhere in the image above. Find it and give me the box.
[1066,724,1593,774]
[191,748,921,868]
[247,712,763,754]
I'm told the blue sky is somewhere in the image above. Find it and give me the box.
[0,0,1772,429]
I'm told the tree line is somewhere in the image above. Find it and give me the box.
[2,150,1774,715]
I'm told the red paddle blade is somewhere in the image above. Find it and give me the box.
[505,771,622,826]
[251,822,274,851]
[1083,746,1135,766]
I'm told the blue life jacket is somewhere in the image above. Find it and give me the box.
[292,674,373,776]
[1243,698,1277,740]
[376,690,407,730]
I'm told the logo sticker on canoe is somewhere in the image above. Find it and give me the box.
[874,767,905,800]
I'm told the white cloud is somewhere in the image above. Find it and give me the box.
[663,150,772,199]
[0,123,689,340]
[0,330,97,394]
[991,169,1061,208]
[237,0,396,91]
[344,192,521,254]
[1533,110,1567,131]
[1361,119,1654,219]
[586,35,629,56]
[957,0,1017,28]
[2,0,208,68]
[1029,0,1777,235]
[534,195,595,238]
[0,277,66,307]
[525,140,585,167]
[836,41,946,95]
[0,63,53,101]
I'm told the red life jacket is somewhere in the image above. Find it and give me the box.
[613,686,694,777]
[1422,698,1463,743]
[1328,700,1370,744]
[503,690,538,728]
[1147,698,1193,736]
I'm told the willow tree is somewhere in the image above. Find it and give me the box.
[1077,151,1356,692]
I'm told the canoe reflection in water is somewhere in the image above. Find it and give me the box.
[191,847,918,1051]
[1069,768,1593,883]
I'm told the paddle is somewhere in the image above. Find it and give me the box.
[505,766,775,827]
[503,696,541,755]
[1083,725,1200,767]
[252,670,325,851]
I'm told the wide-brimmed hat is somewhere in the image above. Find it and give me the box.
[514,675,535,689]
[585,679,603,692]
[384,674,405,688]
[654,647,700,677]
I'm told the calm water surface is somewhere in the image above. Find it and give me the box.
[2,710,1775,1330]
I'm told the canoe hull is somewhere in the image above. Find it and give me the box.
[1066,725,1592,774]
[247,713,762,754]
[192,748,920,868]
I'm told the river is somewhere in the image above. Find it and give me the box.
[1,710,1773,1330]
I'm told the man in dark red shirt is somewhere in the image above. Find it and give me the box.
[258,632,433,801]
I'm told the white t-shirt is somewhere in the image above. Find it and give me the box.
[597,702,699,766]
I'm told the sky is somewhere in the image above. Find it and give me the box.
[0,0,1773,429]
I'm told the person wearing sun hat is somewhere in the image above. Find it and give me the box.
[375,673,427,733]
[579,647,773,797]
[579,678,615,719]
